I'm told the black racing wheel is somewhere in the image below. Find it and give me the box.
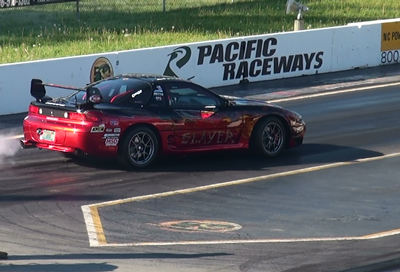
[252,117,287,157]
[119,126,159,168]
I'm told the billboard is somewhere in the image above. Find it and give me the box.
[380,21,400,65]
[0,0,76,8]
[0,18,397,115]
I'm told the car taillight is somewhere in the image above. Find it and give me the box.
[68,111,101,122]
[85,111,101,122]
[29,104,39,114]
[68,112,86,121]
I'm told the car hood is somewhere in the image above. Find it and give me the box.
[221,95,282,109]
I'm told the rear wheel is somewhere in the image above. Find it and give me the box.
[252,117,287,157]
[119,126,159,168]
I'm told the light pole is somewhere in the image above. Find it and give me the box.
[286,0,309,31]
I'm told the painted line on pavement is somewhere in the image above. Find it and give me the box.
[81,152,400,247]
[95,228,400,247]
[268,81,400,103]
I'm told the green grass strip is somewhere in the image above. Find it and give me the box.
[0,0,399,64]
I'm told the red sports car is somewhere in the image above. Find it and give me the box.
[21,74,305,168]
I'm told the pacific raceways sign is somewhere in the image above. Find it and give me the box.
[0,0,76,8]
[162,36,326,84]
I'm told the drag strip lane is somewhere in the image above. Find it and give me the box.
[2,75,400,272]
[82,152,400,247]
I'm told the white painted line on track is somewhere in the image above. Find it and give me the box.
[95,228,400,247]
[81,152,400,247]
[268,81,400,103]
[81,205,106,247]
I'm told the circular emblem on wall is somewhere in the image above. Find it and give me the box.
[90,57,114,83]
[156,220,242,233]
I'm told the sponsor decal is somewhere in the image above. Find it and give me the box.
[155,220,242,233]
[90,124,105,133]
[381,22,400,65]
[103,133,120,137]
[90,57,114,83]
[153,85,164,102]
[104,133,120,146]
[105,137,119,147]
[113,128,121,133]
[110,120,119,126]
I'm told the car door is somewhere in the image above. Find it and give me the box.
[161,81,243,150]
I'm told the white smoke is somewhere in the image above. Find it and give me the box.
[0,133,21,164]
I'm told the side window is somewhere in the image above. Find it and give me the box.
[149,85,167,107]
[165,82,220,109]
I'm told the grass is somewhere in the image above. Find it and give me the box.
[0,0,399,64]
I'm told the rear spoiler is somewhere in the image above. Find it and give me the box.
[31,79,101,104]
[31,79,85,102]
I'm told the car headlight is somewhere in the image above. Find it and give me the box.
[290,120,305,134]
[289,112,305,134]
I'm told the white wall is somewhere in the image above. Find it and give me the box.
[1,18,399,115]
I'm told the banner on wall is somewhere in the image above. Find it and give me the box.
[381,21,400,65]
[161,38,324,82]
[0,0,76,8]
[116,30,333,88]
[0,18,398,115]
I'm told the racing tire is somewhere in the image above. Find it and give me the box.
[252,117,287,157]
[119,126,159,169]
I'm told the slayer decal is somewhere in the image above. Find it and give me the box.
[182,130,236,145]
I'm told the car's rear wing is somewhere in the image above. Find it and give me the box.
[31,79,85,102]
[30,79,102,104]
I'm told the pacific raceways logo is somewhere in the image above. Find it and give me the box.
[163,46,193,79]
[163,38,324,82]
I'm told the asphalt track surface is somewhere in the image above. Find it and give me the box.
[1,65,400,271]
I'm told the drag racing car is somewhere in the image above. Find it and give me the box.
[21,74,305,168]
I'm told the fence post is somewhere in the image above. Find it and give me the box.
[76,0,80,20]
[163,0,166,12]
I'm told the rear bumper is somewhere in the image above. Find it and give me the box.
[22,115,118,157]
[20,139,37,149]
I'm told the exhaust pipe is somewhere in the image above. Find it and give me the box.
[20,139,36,149]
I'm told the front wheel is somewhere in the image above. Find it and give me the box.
[252,117,287,157]
[119,127,159,168]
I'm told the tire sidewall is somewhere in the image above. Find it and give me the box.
[119,126,159,168]
[253,117,287,157]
